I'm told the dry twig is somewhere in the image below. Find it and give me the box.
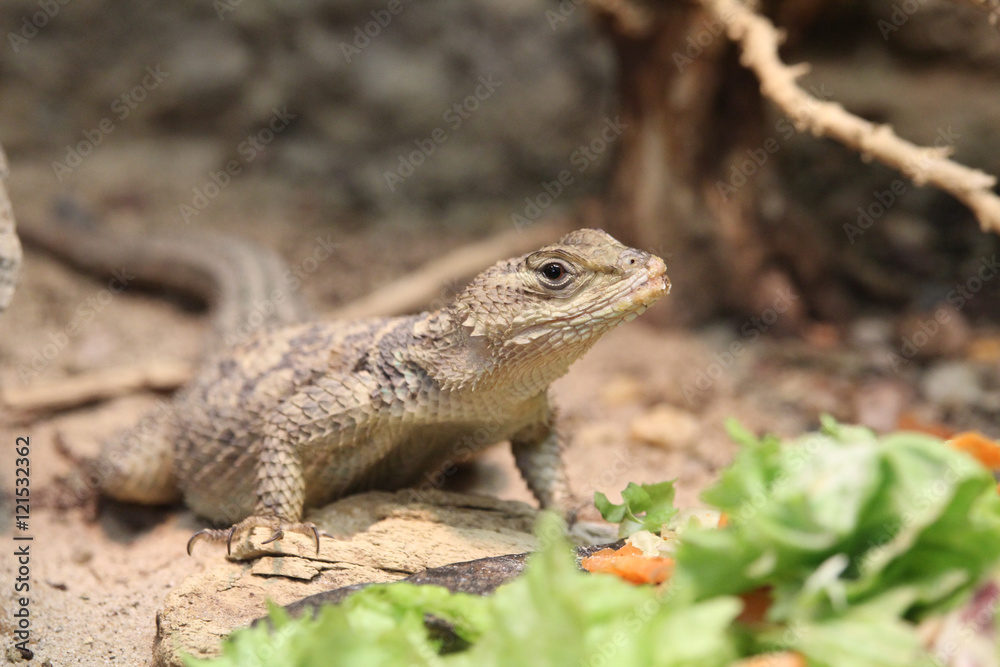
[1,360,192,414]
[702,0,1000,234]
[330,219,569,320]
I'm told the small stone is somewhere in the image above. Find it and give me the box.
[72,548,93,565]
[629,404,700,450]
[897,304,970,360]
[600,375,643,407]
[921,361,983,408]
[853,380,908,433]
[848,316,894,348]
[968,337,1000,362]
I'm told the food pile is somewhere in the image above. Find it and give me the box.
[195,419,1000,667]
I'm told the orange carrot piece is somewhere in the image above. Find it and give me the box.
[949,431,1000,470]
[730,651,807,667]
[581,544,674,585]
[897,413,956,439]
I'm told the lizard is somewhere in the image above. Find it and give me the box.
[24,210,670,554]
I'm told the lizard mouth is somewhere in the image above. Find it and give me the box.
[622,255,670,314]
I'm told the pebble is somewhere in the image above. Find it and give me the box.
[853,380,908,433]
[921,360,983,408]
[629,404,700,450]
[600,375,644,407]
[897,304,970,360]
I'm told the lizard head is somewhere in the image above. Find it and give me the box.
[446,228,670,390]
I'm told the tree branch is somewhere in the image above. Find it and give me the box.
[702,0,1000,234]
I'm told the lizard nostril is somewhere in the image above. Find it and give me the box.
[621,251,645,269]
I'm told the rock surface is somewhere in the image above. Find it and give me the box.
[153,489,540,667]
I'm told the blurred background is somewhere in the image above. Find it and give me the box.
[2,0,1000,327]
[2,0,1000,473]
[0,0,616,231]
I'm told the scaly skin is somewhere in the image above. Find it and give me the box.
[36,223,670,550]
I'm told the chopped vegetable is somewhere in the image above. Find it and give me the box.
[190,513,740,667]
[580,543,674,585]
[676,416,1000,664]
[731,652,806,667]
[594,480,678,538]
[735,587,774,626]
[948,431,1000,470]
[896,413,955,439]
[195,419,1000,667]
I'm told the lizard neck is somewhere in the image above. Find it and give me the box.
[409,306,597,400]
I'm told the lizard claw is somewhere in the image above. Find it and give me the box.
[255,521,323,554]
[186,517,326,556]
[261,529,285,545]
[186,527,232,556]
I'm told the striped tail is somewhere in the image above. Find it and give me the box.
[20,198,312,350]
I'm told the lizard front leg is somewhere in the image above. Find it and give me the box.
[186,432,320,555]
[186,376,370,556]
[510,409,572,512]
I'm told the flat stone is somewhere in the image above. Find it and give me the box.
[152,489,539,667]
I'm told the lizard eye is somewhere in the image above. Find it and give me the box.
[538,260,572,288]
[542,262,565,280]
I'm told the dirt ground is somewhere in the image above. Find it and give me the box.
[1,148,997,666]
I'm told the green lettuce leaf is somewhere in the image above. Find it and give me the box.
[191,514,740,667]
[595,480,679,538]
[677,419,1000,626]
[760,589,940,667]
[193,419,1000,667]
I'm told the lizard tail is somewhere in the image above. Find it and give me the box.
[20,198,311,345]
